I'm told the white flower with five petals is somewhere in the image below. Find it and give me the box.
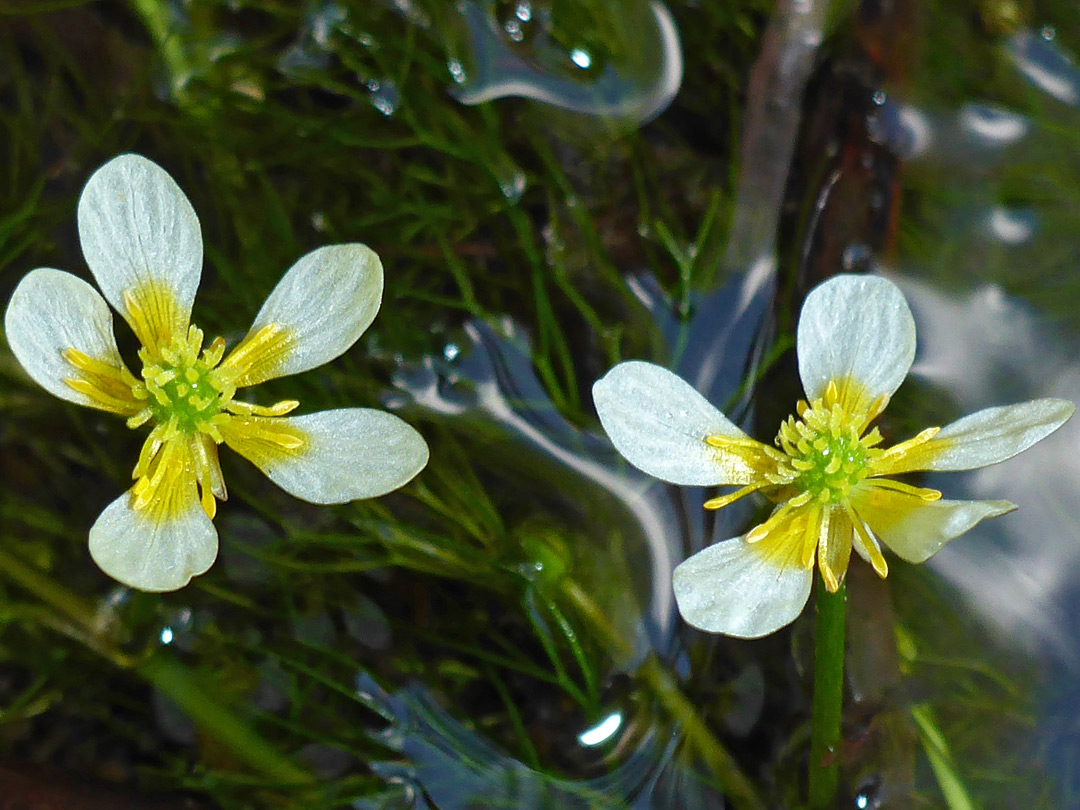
[593,274,1074,639]
[4,154,429,592]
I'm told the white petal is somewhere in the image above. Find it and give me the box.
[881,399,1074,474]
[592,361,759,486]
[4,268,127,408]
[228,244,383,386]
[853,488,1015,564]
[672,536,813,638]
[89,487,218,592]
[77,154,202,332]
[797,274,916,408]
[227,408,429,504]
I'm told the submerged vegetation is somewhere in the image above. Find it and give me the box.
[2,1,1079,809]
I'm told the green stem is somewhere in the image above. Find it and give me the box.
[639,657,766,810]
[137,653,312,785]
[0,548,311,786]
[911,704,975,810]
[808,574,846,808]
[129,0,206,118]
[0,548,97,627]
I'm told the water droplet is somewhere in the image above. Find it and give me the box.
[504,17,524,42]
[388,0,430,28]
[447,58,467,84]
[499,169,527,202]
[369,77,401,115]
[578,711,622,746]
[443,342,461,361]
[986,206,1036,244]
[159,626,174,645]
[312,2,347,45]
[1041,25,1056,41]
[957,102,1029,145]
[570,48,592,69]
[872,89,886,105]
[853,774,881,809]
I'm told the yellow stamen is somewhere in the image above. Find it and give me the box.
[800,505,821,568]
[864,478,941,501]
[225,398,300,418]
[191,433,226,519]
[703,482,767,511]
[746,501,799,544]
[817,506,852,593]
[130,435,195,519]
[701,433,778,486]
[845,503,888,578]
[869,426,942,476]
[107,305,308,524]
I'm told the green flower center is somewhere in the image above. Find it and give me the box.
[135,325,232,433]
[774,400,880,503]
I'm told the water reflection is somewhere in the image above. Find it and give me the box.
[389,269,772,664]
[353,673,725,810]
[901,278,1080,661]
[451,0,682,123]
[957,102,1029,145]
[1006,28,1080,107]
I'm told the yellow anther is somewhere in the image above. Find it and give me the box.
[703,482,767,511]
[788,490,813,508]
[203,336,226,366]
[127,409,154,429]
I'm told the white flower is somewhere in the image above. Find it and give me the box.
[593,274,1074,638]
[5,154,429,592]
